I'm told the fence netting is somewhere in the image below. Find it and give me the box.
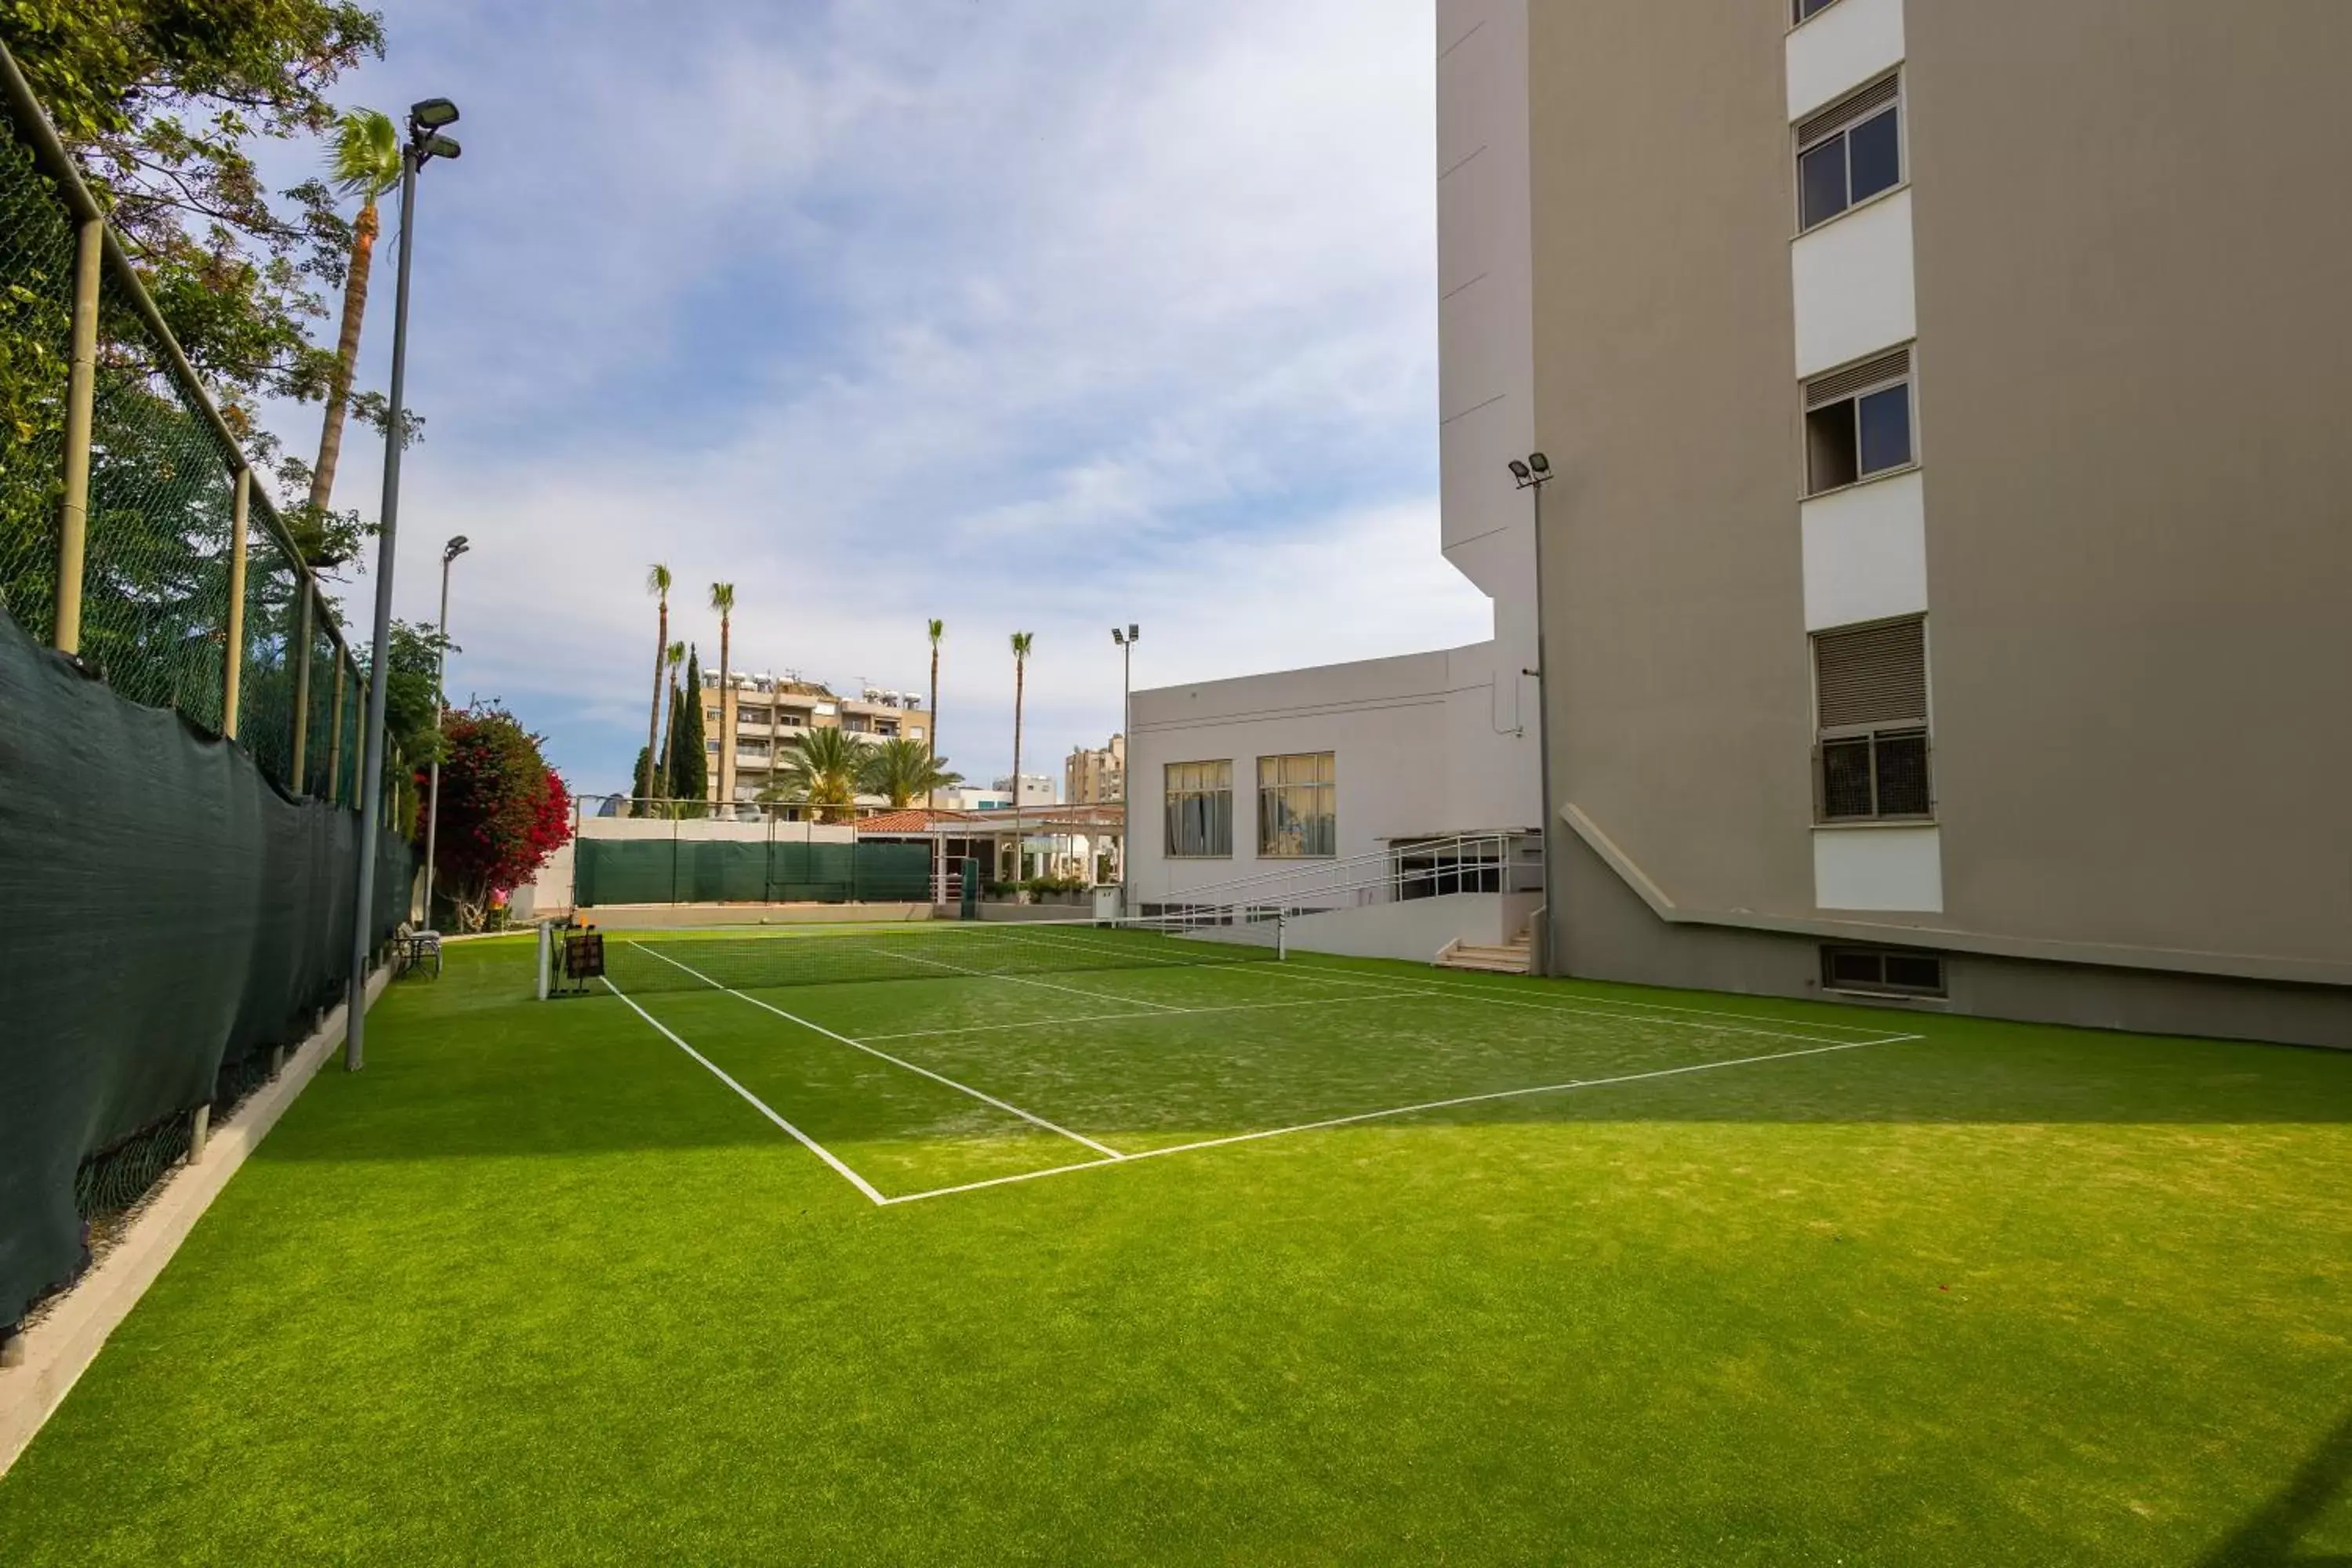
[0,610,412,1331]
[576,837,933,906]
[0,128,74,644]
[0,57,417,1334]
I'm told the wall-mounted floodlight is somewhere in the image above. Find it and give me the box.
[1528,452,1550,475]
[1508,459,1532,482]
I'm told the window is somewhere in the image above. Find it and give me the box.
[1164,761,1232,858]
[1821,945,1947,997]
[1257,753,1335,858]
[1793,0,1842,21]
[1805,346,1914,495]
[876,720,899,737]
[1814,618,1932,821]
[738,739,771,759]
[1797,74,1901,230]
[776,710,805,728]
[705,707,721,724]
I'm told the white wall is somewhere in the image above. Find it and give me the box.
[1128,641,1537,902]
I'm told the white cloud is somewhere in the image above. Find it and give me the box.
[298,0,1487,790]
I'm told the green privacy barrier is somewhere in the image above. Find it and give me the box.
[575,837,935,906]
[0,608,411,1331]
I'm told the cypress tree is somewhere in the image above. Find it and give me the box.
[668,647,710,812]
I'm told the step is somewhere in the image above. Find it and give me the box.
[1437,943,1531,974]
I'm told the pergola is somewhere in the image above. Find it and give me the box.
[853,803,1127,895]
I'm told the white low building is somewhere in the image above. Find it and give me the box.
[1127,8,1545,965]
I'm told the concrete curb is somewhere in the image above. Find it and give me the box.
[0,961,394,1478]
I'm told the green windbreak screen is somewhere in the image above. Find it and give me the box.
[576,837,935,906]
[0,608,411,1330]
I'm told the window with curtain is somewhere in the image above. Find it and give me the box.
[1164,760,1232,858]
[1256,752,1335,858]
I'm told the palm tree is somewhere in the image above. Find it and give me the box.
[305,109,403,543]
[861,737,963,810]
[656,639,686,801]
[758,726,864,823]
[641,564,671,811]
[925,618,945,808]
[1009,630,1033,882]
[711,583,736,804]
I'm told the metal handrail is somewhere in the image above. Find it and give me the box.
[1155,830,1543,919]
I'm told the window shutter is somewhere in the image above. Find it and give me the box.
[1815,618,1928,728]
[1806,347,1911,409]
[1796,73,1900,149]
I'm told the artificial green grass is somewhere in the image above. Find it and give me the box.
[2,935,2347,1564]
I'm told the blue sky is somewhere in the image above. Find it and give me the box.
[288,0,1491,796]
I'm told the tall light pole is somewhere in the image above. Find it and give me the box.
[1112,623,1138,909]
[347,98,462,1073]
[419,534,470,928]
[1509,454,1556,978]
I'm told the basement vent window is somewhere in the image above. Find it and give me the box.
[1794,0,1844,22]
[1805,346,1914,495]
[1821,945,1947,998]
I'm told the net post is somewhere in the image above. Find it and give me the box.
[187,1104,210,1164]
[53,213,100,655]
[535,921,553,1001]
[1276,910,1287,962]
[221,468,250,736]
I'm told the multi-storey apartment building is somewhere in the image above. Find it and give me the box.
[1064,735,1125,807]
[1128,0,2348,1046]
[700,675,927,805]
[1438,0,2348,1044]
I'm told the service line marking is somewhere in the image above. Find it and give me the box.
[1236,961,1927,1050]
[628,942,1123,1160]
[603,976,887,1206]
[858,989,1406,1043]
[880,1029,1917,1206]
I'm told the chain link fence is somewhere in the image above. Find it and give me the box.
[0,54,401,804]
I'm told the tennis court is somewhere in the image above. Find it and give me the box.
[576,920,1923,1205]
[5,927,2350,1565]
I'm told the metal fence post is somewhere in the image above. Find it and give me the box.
[325,654,347,801]
[289,582,314,789]
[53,214,100,654]
[221,468,249,736]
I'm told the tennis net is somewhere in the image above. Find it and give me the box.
[556,916,1282,997]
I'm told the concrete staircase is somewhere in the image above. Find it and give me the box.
[1436,925,1533,975]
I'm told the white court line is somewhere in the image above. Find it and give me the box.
[602,976,887,1206]
[858,989,1406,1042]
[1276,956,1901,1038]
[628,942,1123,1160]
[1238,962,1926,1050]
[882,1029,1918,1205]
[868,936,1185,1014]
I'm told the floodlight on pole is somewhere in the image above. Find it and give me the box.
[1511,452,1559,979]
[420,535,471,931]
[346,96,462,1073]
[1112,623,1140,912]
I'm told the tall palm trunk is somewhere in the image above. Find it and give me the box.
[644,594,669,808]
[717,608,731,805]
[308,198,379,514]
[1011,658,1025,883]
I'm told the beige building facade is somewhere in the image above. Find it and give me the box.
[1064,735,1126,807]
[701,676,927,806]
[1439,0,2350,1043]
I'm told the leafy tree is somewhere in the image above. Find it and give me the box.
[419,704,570,931]
[665,644,706,813]
[860,736,961,810]
[1,2,391,428]
[640,564,670,809]
[757,726,862,824]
